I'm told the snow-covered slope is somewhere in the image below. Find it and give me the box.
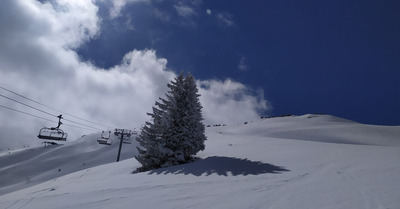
[0,114,399,209]
[224,114,400,146]
[0,132,139,195]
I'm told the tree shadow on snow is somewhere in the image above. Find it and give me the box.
[148,156,289,176]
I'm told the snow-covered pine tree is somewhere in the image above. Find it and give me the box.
[135,73,183,170]
[135,72,207,171]
[180,72,206,158]
[135,105,168,170]
[159,72,186,166]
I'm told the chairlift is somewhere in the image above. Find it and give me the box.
[97,130,112,145]
[37,115,68,141]
[122,130,138,144]
[122,137,133,144]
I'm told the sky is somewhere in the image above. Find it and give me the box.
[0,0,399,147]
[79,0,400,125]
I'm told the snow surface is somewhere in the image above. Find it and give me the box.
[0,132,139,195]
[0,114,399,209]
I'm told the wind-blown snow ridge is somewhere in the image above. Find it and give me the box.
[0,114,399,209]
[221,114,400,146]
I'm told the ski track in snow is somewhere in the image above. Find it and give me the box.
[0,114,399,209]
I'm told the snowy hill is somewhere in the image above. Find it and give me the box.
[0,132,139,195]
[0,114,399,209]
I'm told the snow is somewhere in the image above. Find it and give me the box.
[0,132,139,195]
[0,114,399,209]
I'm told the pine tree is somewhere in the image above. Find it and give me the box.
[135,105,168,170]
[181,72,206,158]
[135,72,207,171]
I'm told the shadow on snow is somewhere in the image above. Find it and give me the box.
[148,156,289,176]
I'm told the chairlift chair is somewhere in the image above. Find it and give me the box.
[122,130,138,144]
[97,131,112,145]
[122,137,133,144]
[37,115,68,141]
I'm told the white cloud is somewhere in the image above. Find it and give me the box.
[152,8,171,22]
[174,5,196,17]
[125,15,136,30]
[0,0,269,148]
[188,0,203,7]
[109,0,149,19]
[216,12,235,27]
[238,57,250,71]
[198,79,268,125]
[0,0,172,147]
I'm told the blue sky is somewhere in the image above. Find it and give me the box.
[77,0,400,125]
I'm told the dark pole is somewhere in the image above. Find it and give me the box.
[116,129,124,162]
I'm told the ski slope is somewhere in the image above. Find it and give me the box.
[0,132,140,195]
[0,114,399,209]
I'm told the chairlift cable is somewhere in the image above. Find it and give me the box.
[0,86,109,128]
[0,104,55,123]
[0,104,100,132]
[0,94,57,118]
[0,96,100,131]
[62,123,98,131]
[62,118,102,131]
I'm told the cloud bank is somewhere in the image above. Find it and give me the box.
[0,0,268,148]
[198,79,268,125]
